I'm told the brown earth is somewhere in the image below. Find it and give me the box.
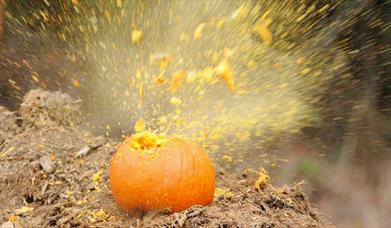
[0,89,330,227]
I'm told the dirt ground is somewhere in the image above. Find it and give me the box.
[0,89,329,227]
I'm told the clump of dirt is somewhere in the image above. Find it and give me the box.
[0,106,18,143]
[0,90,330,227]
[19,89,80,128]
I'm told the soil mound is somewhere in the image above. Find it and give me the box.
[0,90,330,227]
[19,89,80,127]
[0,106,18,142]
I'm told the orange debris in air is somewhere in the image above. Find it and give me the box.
[170,71,187,94]
[216,59,234,91]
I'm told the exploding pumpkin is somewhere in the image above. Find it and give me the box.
[109,130,216,214]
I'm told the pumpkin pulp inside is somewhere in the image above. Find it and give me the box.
[128,131,169,152]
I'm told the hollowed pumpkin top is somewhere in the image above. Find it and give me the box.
[109,131,216,214]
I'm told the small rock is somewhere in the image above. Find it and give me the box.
[39,156,55,173]
[90,136,105,149]
[1,221,15,228]
[75,145,91,158]
[31,160,41,171]
[172,213,186,227]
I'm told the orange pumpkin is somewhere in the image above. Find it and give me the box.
[109,131,216,214]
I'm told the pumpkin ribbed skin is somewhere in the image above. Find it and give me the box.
[109,137,216,214]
